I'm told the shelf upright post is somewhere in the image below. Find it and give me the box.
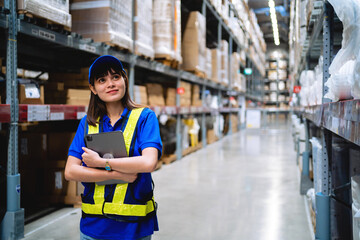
[228,36,232,136]
[314,2,334,239]
[316,128,332,240]
[1,0,25,239]
[176,72,182,160]
[201,0,207,147]
[217,17,223,138]
[322,1,333,104]
[300,119,312,195]
[129,0,137,100]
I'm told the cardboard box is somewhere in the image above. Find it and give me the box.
[182,11,206,73]
[220,40,229,86]
[19,83,44,104]
[17,0,71,28]
[192,84,202,107]
[134,85,148,105]
[207,129,218,144]
[146,83,165,106]
[71,0,132,50]
[165,88,176,106]
[211,48,220,83]
[66,89,90,106]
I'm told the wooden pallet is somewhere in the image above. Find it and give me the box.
[162,154,177,165]
[104,41,132,53]
[182,142,203,156]
[18,11,71,33]
[187,69,206,79]
[155,58,180,70]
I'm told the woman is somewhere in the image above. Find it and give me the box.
[65,55,162,240]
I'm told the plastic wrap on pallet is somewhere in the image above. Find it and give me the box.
[353,204,360,240]
[18,0,71,28]
[205,48,212,80]
[153,0,182,63]
[325,0,360,101]
[299,70,315,106]
[309,137,322,194]
[71,0,132,50]
[135,0,154,59]
[182,11,206,74]
[220,40,229,86]
[353,176,360,210]
[231,52,240,90]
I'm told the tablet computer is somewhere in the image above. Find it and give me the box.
[84,131,128,185]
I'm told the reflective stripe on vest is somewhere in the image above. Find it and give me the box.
[82,108,155,217]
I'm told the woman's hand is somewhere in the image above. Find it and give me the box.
[111,171,138,183]
[81,147,103,168]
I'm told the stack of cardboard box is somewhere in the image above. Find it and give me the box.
[133,85,148,105]
[153,0,182,63]
[179,81,191,107]
[182,11,206,75]
[146,83,165,106]
[211,48,221,84]
[18,0,72,29]
[165,88,176,106]
[71,0,133,50]
[134,0,154,59]
[191,84,202,107]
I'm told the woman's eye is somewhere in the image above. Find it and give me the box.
[97,78,105,83]
[113,75,121,80]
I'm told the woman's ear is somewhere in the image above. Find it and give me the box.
[89,84,97,95]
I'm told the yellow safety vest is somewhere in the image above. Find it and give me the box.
[81,108,156,222]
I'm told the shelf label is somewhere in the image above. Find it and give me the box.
[28,105,49,121]
[39,30,56,41]
[293,85,301,93]
[80,44,96,53]
[25,84,40,98]
[177,87,185,95]
[50,112,65,121]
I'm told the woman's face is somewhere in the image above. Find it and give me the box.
[89,70,126,103]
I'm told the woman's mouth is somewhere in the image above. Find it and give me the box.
[107,90,118,94]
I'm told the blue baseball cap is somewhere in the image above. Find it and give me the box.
[88,55,125,83]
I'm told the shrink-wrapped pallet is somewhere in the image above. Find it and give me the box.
[205,48,212,80]
[71,0,132,50]
[18,0,71,29]
[182,11,206,75]
[134,0,154,59]
[220,40,229,86]
[231,52,240,90]
[153,0,182,63]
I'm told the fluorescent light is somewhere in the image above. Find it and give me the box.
[268,0,280,45]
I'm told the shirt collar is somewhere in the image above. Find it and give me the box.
[102,107,129,124]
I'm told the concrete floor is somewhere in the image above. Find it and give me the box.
[24,120,313,240]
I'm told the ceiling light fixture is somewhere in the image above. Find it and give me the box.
[268,0,280,46]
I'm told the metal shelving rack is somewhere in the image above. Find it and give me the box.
[0,0,265,238]
[294,1,360,239]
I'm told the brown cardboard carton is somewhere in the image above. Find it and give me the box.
[19,83,44,104]
[146,83,165,106]
[71,1,132,50]
[165,88,176,106]
[134,85,148,105]
[182,11,206,73]
[211,48,220,83]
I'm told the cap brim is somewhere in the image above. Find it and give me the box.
[88,55,124,83]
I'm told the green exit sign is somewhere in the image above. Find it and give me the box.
[244,68,252,75]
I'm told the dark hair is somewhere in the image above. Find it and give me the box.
[86,62,142,126]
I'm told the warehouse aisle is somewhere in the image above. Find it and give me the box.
[24,120,312,240]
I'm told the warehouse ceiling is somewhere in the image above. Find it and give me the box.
[248,0,290,51]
